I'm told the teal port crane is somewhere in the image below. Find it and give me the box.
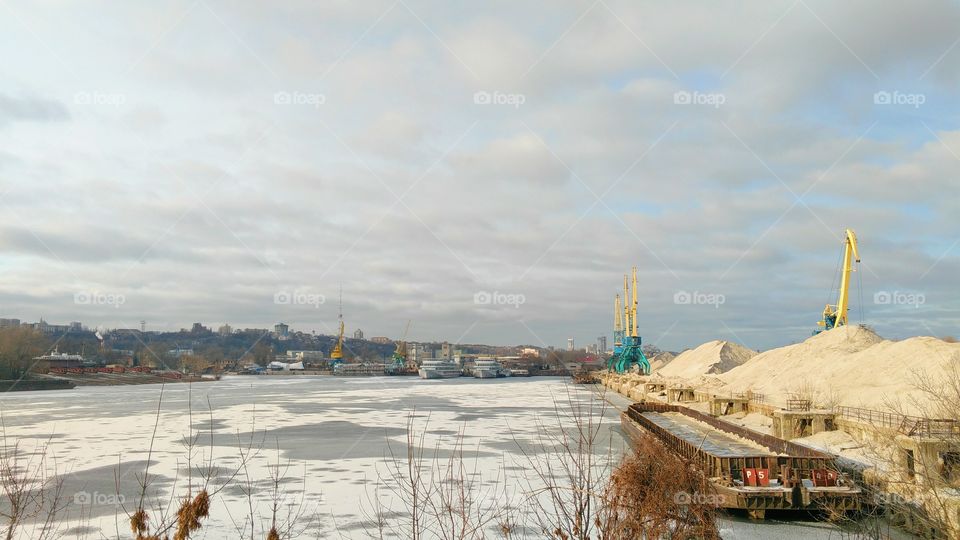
[608,267,651,374]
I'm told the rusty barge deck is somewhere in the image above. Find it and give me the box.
[621,402,861,519]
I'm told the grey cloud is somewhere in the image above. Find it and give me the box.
[0,93,69,126]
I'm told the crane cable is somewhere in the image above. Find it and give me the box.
[857,259,865,325]
[825,240,844,309]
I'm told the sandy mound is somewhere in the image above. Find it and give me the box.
[721,412,773,435]
[648,351,676,372]
[719,326,960,415]
[656,341,757,379]
[792,430,872,469]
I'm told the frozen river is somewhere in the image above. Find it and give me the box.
[0,376,911,539]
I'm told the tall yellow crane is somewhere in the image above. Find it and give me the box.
[331,286,345,364]
[817,229,861,332]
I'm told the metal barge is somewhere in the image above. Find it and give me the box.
[621,402,861,519]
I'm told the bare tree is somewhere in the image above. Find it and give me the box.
[0,432,66,540]
[511,385,615,540]
[363,413,507,540]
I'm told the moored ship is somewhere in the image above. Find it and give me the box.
[418,359,462,379]
[473,359,502,379]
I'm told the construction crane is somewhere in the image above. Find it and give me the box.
[608,267,651,374]
[330,286,345,367]
[608,275,628,371]
[612,294,624,356]
[816,228,861,334]
[390,320,412,373]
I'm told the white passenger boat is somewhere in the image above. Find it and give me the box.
[418,359,462,379]
[473,359,502,379]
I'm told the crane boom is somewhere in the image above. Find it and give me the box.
[623,274,630,338]
[614,295,622,337]
[631,266,638,338]
[331,286,345,360]
[835,229,860,327]
[613,294,624,351]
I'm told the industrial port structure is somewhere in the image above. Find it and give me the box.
[608,267,650,374]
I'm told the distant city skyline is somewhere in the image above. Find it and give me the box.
[1,314,574,350]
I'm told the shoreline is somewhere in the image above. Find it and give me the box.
[2,374,216,391]
[3,372,570,392]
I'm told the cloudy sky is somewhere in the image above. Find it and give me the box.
[1,1,958,351]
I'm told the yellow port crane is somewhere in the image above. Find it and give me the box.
[331,286,345,365]
[817,228,861,333]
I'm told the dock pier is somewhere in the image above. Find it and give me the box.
[621,402,861,519]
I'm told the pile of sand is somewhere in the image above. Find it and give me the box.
[648,351,676,372]
[718,326,960,415]
[721,412,773,435]
[656,340,757,379]
[792,430,872,469]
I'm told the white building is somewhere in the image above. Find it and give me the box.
[286,350,325,362]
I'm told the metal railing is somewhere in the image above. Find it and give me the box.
[835,406,959,438]
[787,399,812,411]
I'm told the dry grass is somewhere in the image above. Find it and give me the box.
[600,435,720,539]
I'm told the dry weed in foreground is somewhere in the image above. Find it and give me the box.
[0,434,65,540]
[124,384,319,540]
[601,435,720,539]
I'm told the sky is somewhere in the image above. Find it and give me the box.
[0,0,958,352]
